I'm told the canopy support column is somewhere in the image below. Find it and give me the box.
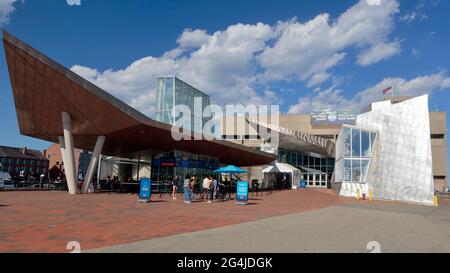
[61,112,77,194]
[81,136,105,193]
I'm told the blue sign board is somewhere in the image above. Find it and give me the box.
[299,179,307,189]
[139,178,151,202]
[236,181,249,205]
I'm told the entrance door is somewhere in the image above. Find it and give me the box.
[308,174,314,187]
[320,174,327,188]
[306,173,328,188]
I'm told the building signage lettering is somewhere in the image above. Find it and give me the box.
[310,110,356,126]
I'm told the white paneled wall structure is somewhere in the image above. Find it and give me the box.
[336,95,434,205]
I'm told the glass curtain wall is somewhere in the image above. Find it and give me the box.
[155,77,212,133]
[335,125,377,183]
[151,150,219,183]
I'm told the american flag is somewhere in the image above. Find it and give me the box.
[382,86,393,95]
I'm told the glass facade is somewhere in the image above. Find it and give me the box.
[335,125,377,183]
[155,77,211,133]
[77,151,93,179]
[278,149,335,183]
[151,150,219,184]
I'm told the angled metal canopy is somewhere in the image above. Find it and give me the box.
[2,31,276,167]
[247,118,335,158]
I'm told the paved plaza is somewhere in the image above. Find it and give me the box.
[1,189,450,253]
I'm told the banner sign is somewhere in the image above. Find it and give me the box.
[236,181,249,205]
[152,157,219,170]
[310,110,356,126]
[139,178,151,202]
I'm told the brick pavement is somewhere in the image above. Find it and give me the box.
[0,189,346,252]
[1,189,446,252]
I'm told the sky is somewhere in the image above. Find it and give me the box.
[0,0,449,167]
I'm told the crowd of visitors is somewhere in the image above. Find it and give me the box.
[182,175,223,204]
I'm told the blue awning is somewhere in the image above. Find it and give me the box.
[214,165,248,174]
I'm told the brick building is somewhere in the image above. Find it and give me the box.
[0,145,49,178]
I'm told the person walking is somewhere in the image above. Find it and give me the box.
[190,175,196,201]
[172,176,178,200]
[208,175,217,203]
[212,176,218,200]
[202,176,210,200]
[183,175,191,203]
[206,176,214,203]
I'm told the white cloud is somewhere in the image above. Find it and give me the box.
[307,72,332,88]
[411,48,422,58]
[288,72,450,114]
[399,12,426,22]
[67,0,81,6]
[72,22,277,117]
[399,0,438,23]
[71,65,98,79]
[259,0,400,82]
[0,0,17,27]
[70,0,404,117]
[176,29,210,48]
[357,40,401,65]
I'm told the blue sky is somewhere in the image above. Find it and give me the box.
[0,0,450,170]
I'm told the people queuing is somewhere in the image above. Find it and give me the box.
[180,174,223,204]
[183,175,191,203]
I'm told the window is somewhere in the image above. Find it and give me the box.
[434,176,446,179]
[351,159,361,182]
[342,127,351,157]
[431,134,444,139]
[351,128,361,157]
[361,131,371,157]
[279,150,287,163]
[343,159,351,182]
[361,160,370,181]
[336,125,377,184]
[308,156,314,166]
[165,77,174,110]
